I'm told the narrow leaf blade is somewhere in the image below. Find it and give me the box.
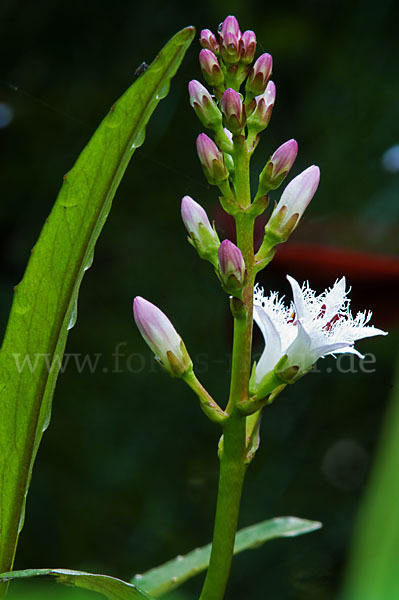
[0,568,154,600]
[0,25,195,578]
[131,516,322,596]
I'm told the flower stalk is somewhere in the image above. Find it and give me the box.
[132,14,386,600]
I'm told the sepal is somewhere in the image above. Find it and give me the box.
[248,365,284,402]
[245,411,262,464]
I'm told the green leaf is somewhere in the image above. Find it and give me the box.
[0,569,153,600]
[131,516,322,596]
[340,371,399,600]
[0,25,195,579]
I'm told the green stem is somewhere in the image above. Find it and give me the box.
[183,369,228,425]
[199,139,255,600]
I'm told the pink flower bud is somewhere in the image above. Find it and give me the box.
[133,297,192,377]
[247,81,276,133]
[270,139,298,178]
[266,165,320,238]
[181,196,220,263]
[246,53,273,96]
[240,30,257,64]
[199,29,220,54]
[220,88,246,134]
[196,133,228,185]
[181,195,214,238]
[219,15,242,64]
[217,239,246,293]
[258,139,298,193]
[199,49,225,88]
[188,80,222,130]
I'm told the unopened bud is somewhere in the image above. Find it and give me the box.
[258,139,298,194]
[219,15,242,64]
[265,165,320,240]
[240,30,257,64]
[181,195,220,264]
[196,133,229,185]
[220,88,246,134]
[188,80,222,130]
[246,53,273,97]
[199,29,220,55]
[247,81,276,133]
[133,297,192,377]
[199,49,224,88]
[217,239,246,295]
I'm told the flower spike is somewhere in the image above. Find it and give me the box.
[133,297,192,378]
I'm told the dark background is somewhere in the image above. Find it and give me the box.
[0,0,398,598]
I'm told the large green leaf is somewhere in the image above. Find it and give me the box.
[340,371,399,600]
[131,516,322,596]
[0,24,195,581]
[0,569,153,600]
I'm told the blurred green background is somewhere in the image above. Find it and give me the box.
[0,0,398,598]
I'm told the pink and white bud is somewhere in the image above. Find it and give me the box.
[181,195,220,263]
[266,165,320,239]
[240,30,257,64]
[133,297,192,377]
[220,88,246,134]
[258,139,298,194]
[219,15,242,64]
[196,133,228,185]
[246,53,273,97]
[217,239,246,294]
[199,29,220,55]
[188,80,222,130]
[247,81,276,133]
[199,49,224,88]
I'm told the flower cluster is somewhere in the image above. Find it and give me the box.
[132,15,385,415]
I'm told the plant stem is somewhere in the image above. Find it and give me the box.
[199,139,255,600]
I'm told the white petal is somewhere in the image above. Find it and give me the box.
[313,341,358,359]
[331,345,365,359]
[284,320,314,371]
[321,276,348,322]
[253,305,283,382]
[286,275,306,320]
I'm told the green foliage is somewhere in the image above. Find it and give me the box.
[131,517,322,596]
[0,24,195,583]
[0,569,153,600]
[340,373,399,600]
[0,517,321,599]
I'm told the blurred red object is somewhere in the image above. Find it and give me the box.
[213,206,399,328]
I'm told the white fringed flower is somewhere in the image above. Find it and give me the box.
[253,275,387,388]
